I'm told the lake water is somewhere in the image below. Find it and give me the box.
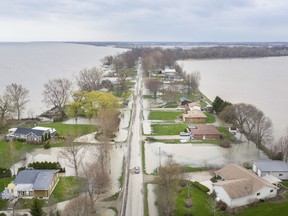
[0,42,126,117]
[178,57,288,139]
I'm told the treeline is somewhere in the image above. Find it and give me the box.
[18,161,65,173]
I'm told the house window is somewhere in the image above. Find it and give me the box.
[270,190,273,193]
[279,174,283,176]
[257,192,260,196]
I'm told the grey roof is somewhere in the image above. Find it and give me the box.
[253,160,288,172]
[14,128,46,136]
[14,170,59,190]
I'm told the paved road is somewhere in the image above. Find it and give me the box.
[122,61,144,216]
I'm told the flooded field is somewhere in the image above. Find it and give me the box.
[144,142,268,174]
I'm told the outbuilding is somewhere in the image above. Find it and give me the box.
[253,160,288,180]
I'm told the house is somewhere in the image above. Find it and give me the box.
[163,67,177,80]
[188,102,201,111]
[32,126,57,137]
[188,125,221,140]
[182,109,207,123]
[213,164,278,208]
[13,128,49,143]
[179,97,191,106]
[5,169,59,199]
[253,160,288,180]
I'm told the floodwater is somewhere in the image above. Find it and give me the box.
[178,57,288,138]
[12,145,125,196]
[147,184,158,216]
[144,142,268,174]
[0,42,126,117]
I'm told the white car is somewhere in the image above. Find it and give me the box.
[134,166,140,174]
[180,132,191,136]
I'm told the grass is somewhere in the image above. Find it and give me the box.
[282,181,288,187]
[0,177,15,192]
[150,124,188,135]
[144,183,149,216]
[237,201,288,216]
[162,102,179,108]
[174,182,211,216]
[142,141,146,174]
[148,111,182,120]
[205,112,216,123]
[0,140,41,168]
[40,122,96,137]
[52,176,82,203]
[181,166,209,172]
[0,200,7,210]
[143,95,155,99]
[218,127,236,141]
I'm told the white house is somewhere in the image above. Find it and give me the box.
[213,164,278,208]
[253,160,288,180]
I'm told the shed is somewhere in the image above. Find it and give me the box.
[253,160,288,180]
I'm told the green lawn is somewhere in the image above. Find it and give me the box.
[219,127,236,141]
[40,122,96,137]
[0,140,41,168]
[148,111,183,120]
[174,183,211,216]
[282,181,288,187]
[205,112,216,123]
[52,176,82,203]
[237,201,288,216]
[150,124,188,135]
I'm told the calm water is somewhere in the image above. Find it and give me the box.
[179,57,288,139]
[0,42,126,117]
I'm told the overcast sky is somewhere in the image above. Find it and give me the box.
[0,0,287,42]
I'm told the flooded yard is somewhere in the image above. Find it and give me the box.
[144,142,268,174]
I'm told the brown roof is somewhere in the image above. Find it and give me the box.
[183,110,207,119]
[190,125,220,135]
[188,102,201,108]
[214,164,278,199]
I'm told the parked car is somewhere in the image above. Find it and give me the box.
[180,132,191,136]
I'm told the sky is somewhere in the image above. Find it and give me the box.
[0,0,288,42]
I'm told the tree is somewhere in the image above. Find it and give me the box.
[81,162,111,214]
[97,108,120,139]
[162,85,180,103]
[76,67,104,91]
[0,93,12,128]
[156,156,182,216]
[62,195,90,216]
[145,79,162,99]
[273,129,288,161]
[58,136,86,176]
[206,198,221,216]
[6,83,29,120]
[43,78,72,119]
[30,198,45,216]
[184,71,201,94]
[212,96,231,114]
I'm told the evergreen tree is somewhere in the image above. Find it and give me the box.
[30,198,45,216]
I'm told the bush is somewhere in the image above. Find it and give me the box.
[219,139,231,148]
[192,181,210,193]
[44,142,51,149]
[27,161,65,173]
[0,168,12,178]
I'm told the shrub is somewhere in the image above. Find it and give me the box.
[0,168,12,178]
[192,181,209,193]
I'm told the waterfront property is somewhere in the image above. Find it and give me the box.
[253,160,288,180]
[213,164,278,208]
[179,97,191,106]
[3,169,59,199]
[182,109,207,123]
[188,125,221,140]
[7,127,55,143]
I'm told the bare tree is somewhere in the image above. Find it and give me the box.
[206,198,221,216]
[43,78,72,118]
[273,129,288,161]
[58,136,86,176]
[145,78,163,99]
[97,109,120,139]
[6,83,29,120]
[156,156,182,216]
[0,93,12,128]
[183,71,201,94]
[62,195,91,216]
[251,110,273,146]
[76,67,104,91]
[81,162,111,214]
[162,85,180,103]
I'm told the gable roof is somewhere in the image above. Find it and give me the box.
[214,164,277,199]
[14,169,59,190]
[180,97,190,102]
[183,110,207,119]
[14,128,46,136]
[253,160,288,172]
[190,125,221,135]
